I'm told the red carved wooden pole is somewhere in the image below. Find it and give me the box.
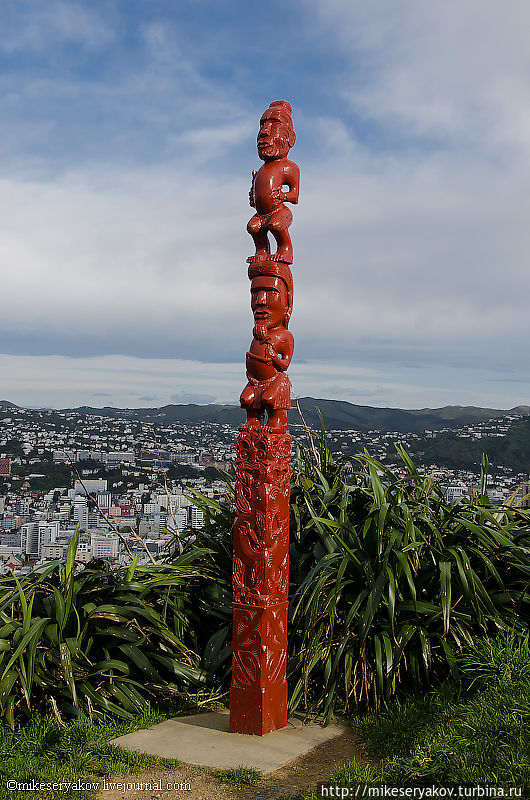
[230,101,299,735]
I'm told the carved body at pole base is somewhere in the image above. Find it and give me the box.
[230,600,288,734]
[229,426,291,734]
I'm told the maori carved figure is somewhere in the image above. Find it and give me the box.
[240,262,294,434]
[247,100,300,265]
[230,102,298,736]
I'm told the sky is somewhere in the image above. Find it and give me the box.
[1,0,530,411]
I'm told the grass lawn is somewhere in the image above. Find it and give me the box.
[331,635,530,790]
[0,710,180,800]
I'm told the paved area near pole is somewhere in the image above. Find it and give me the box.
[111,711,346,773]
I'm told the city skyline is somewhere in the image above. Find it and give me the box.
[1,1,530,410]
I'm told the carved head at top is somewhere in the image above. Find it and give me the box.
[257,100,296,162]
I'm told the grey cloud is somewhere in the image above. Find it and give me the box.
[1,1,530,409]
[169,392,217,405]
[0,146,529,378]
[488,377,530,384]
[321,385,390,400]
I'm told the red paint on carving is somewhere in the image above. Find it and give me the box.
[230,101,298,735]
[233,429,291,608]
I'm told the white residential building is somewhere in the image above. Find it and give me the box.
[188,506,204,529]
[91,533,119,559]
[21,522,39,556]
[73,498,89,531]
[74,479,108,496]
[75,541,92,563]
[41,544,65,560]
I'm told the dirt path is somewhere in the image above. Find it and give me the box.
[98,730,374,800]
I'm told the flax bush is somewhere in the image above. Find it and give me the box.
[0,529,212,726]
[288,436,530,719]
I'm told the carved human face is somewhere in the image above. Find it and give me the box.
[251,276,288,328]
[257,109,291,161]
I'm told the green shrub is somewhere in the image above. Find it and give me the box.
[180,487,233,682]
[0,529,213,726]
[289,440,530,718]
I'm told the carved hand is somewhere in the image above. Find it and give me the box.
[253,324,269,341]
[249,170,257,207]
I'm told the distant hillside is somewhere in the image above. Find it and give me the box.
[290,399,526,433]
[72,403,245,426]
[67,398,529,434]
[409,404,530,422]
[0,400,19,409]
[402,415,530,473]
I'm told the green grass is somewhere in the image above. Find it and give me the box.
[217,766,262,785]
[331,635,530,788]
[0,710,181,800]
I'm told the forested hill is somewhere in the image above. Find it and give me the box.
[288,399,530,433]
[400,415,530,473]
[67,398,530,434]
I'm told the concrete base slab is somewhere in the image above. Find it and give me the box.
[111,710,346,773]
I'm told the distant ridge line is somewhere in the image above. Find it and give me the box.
[62,397,530,434]
[2,398,528,434]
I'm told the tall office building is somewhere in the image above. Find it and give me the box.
[73,498,89,531]
[188,506,204,530]
[20,523,39,557]
[39,521,60,547]
[96,491,112,509]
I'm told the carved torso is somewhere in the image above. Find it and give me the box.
[246,327,293,382]
[253,159,298,215]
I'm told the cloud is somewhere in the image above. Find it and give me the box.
[308,1,530,153]
[2,130,529,374]
[0,354,241,409]
[0,1,529,408]
[0,353,524,411]
[169,392,218,405]
[0,4,254,173]
[0,165,251,360]
[1,1,113,53]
